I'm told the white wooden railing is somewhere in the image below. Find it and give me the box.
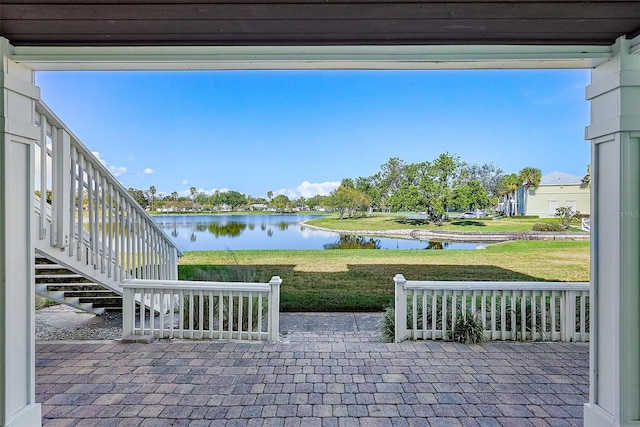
[581,217,591,232]
[34,100,182,285]
[394,274,589,343]
[121,277,282,341]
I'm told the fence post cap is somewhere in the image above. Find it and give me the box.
[394,274,406,283]
[269,276,283,285]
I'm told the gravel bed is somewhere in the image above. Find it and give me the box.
[35,305,122,341]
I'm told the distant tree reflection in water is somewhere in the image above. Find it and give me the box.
[325,235,382,249]
[425,241,450,250]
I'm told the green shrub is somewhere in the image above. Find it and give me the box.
[532,222,564,232]
[449,310,486,344]
[378,306,396,343]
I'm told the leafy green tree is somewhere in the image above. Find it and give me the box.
[464,162,503,198]
[127,188,149,208]
[420,153,464,221]
[378,157,407,209]
[355,175,383,214]
[271,194,290,213]
[451,179,492,211]
[224,191,248,210]
[518,167,542,214]
[327,184,371,219]
[306,194,328,210]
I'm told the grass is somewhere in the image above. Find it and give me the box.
[305,213,578,233]
[179,240,590,312]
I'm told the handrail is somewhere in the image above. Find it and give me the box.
[121,277,282,341]
[33,99,183,289]
[34,100,183,258]
[394,274,589,343]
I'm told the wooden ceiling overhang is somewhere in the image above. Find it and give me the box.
[1,1,640,70]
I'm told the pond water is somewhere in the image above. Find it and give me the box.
[153,214,486,252]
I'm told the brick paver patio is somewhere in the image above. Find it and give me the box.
[36,331,589,427]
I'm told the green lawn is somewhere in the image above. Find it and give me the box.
[305,213,575,233]
[179,240,590,312]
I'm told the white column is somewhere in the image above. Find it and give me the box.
[0,37,42,427]
[584,36,640,427]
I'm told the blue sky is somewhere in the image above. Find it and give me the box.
[36,69,591,200]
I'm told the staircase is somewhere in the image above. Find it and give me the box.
[33,100,182,316]
[35,255,121,315]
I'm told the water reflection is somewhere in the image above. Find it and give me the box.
[426,241,449,250]
[325,235,382,250]
[151,214,489,251]
[207,222,247,238]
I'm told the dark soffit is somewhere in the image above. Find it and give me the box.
[1,1,640,47]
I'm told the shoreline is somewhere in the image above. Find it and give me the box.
[300,222,590,242]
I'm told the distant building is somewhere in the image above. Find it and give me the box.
[517,171,590,217]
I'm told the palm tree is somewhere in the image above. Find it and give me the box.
[190,186,197,211]
[497,173,519,216]
[149,185,156,211]
[171,191,178,210]
[518,167,542,215]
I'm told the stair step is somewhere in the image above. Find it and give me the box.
[34,264,68,270]
[35,273,83,279]
[45,285,115,292]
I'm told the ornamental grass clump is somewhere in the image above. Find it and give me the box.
[378,305,396,343]
[449,309,486,344]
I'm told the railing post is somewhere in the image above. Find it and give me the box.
[394,274,407,343]
[122,286,134,337]
[563,290,577,342]
[170,247,179,280]
[268,276,282,341]
[52,127,71,249]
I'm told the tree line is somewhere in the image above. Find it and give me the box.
[128,152,545,219]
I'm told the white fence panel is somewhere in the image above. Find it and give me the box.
[122,277,282,342]
[394,274,589,343]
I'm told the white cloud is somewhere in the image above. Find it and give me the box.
[92,151,128,176]
[109,166,127,177]
[275,181,340,199]
[182,179,189,185]
[92,151,107,166]
[296,181,340,198]
[143,168,154,175]
[273,181,339,199]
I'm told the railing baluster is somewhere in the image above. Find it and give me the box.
[219,290,225,339]
[100,175,107,274]
[500,291,507,339]
[411,291,417,341]
[77,152,86,262]
[228,291,234,339]
[189,290,195,339]
[68,146,77,258]
[209,291,215,339]
[87,161,94,267]
[38,113,47,240]
[198,291,204,338]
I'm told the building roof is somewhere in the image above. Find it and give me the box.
[540,171,584,186]
[1,1,639,47]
